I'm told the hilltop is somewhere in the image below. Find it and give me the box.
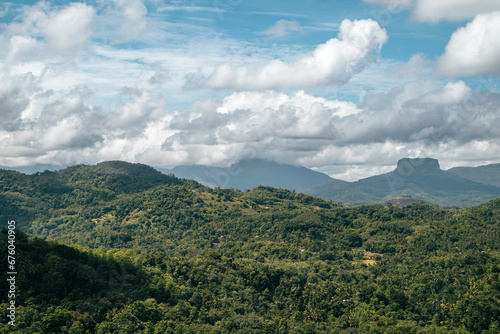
[3,157,500,208]
[309,158,500,207]
[448,163,500,187]
[161,158,338,192]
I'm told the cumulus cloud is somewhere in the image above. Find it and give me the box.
[357,81,498,145]
[157,91,361,166]
[0,77,105,164]
[109,89,166,136]
[153,82,500,171]
[263,20,303,39]
[0,71,35,130]
[197,19,387,90]
[414,0,500,23]
[1,70,500,179]
[437,12,500,76]
[0,78,168,166]
[0,61,153,166]
[42,2,95,51]
[6,35,40,62]
[420,81,471,105]
[111,0,148,42]
[1,1,499,177]
[5,1,95,54]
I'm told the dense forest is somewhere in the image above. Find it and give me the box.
[1,161,500,333]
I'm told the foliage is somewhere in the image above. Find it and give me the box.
[1,162,500,332]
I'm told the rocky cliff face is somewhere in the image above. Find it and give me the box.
[395,158,441,175]
[310,157,500,207]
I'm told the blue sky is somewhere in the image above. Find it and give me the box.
[1,0,500,180]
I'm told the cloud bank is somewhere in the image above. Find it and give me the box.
[158,81,500,168]
[1,0,499,180]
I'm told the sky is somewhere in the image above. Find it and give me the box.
[0,0,500,181]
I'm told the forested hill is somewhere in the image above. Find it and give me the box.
[0,161,204,226]
[1,161,500,333]
[448,163,500,188]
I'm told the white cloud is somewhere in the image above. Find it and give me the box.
[0,71,35,128]
[157,91,363,167]
[264,20,303,39]
[7,1,50,37]
[156,81,500,169]
[215,90,359,117]
[2,1,500,177]
[112,0,148,42]
[109,90,166,136]
[5,1,95,54]
[42,2,95,51]
[0,80,104,162]
[357,80,500,145]
[414,0,500,23]
[1,69,500,180]
[365,0,500,22]
[389,53,432,78]
[200,18,387,90]
[420,81,471,105]
[6,35,40,62]
[437,12,500,76]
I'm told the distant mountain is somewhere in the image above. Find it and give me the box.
[0,163,66,174]
[448,163,500,188]
[309,158,500,208]
[3,158,499,208]
[161,158,339,193]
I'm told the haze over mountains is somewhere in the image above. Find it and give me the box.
[158,159,338,193]
[311,158,500,207]
[2,157,499,208]
[159,158,500,208]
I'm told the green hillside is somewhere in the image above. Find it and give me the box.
[1,161,500,333]
[448,163,500,188]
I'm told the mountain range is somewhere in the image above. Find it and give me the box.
[310,158,500,207]
[157,158,336,193]
[2,157,499,207]
[158,157,500,208]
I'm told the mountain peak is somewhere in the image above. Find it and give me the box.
[169,158,335,191]
[396,158,441,174]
